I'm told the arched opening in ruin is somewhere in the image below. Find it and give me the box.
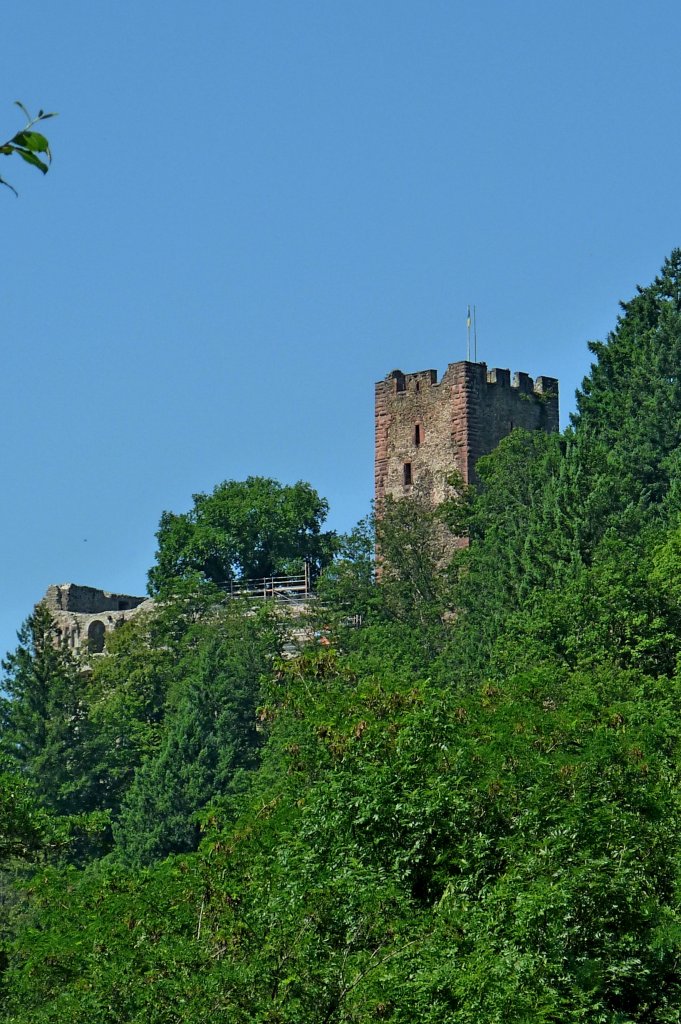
[88,620,106,654]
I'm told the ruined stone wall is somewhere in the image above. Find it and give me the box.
[43,583,148,615]
[41,584,153,654]
[375,360,559,508]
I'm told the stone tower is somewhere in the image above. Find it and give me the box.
[375,360,559,509]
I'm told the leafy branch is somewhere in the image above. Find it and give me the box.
[0,100,57,196]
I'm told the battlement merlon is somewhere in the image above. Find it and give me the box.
[378,368,438,395]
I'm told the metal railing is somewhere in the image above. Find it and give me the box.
[217,564,312,603]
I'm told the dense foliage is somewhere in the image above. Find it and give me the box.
[3,253,681,1021]
[148,476,337,594]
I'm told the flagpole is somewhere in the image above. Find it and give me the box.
[473,305,477,363]
[466,305,471,361]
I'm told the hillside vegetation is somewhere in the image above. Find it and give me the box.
[3,253,681,1022]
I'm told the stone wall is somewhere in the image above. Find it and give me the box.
[41,584,153,653]
[375,360,559,509]
[43,583,148,614]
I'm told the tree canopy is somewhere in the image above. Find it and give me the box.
[147,475,337,594]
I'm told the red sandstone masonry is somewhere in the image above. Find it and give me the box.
[374,360,559,510]
[374,379,390,506]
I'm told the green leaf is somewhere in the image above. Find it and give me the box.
[12,130,50,154]
[16,148,49,174]
[14,99,30,120]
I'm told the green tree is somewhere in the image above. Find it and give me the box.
[148,476,337,594]
[0,756,57,863]
[315,517,376,620]
[375,492,453,630]
[72,609,176,818]
[5,651,681,1023]
[0,604,85,815]
[114,604,281,864]
[573,249,681,528]
[438,429,567,680]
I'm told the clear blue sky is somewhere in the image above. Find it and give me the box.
[2,0,680,658]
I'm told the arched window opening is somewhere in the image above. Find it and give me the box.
[88,620,106,655]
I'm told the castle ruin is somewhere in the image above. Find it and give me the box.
[42,583,153,654]
[35,360,559,646]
